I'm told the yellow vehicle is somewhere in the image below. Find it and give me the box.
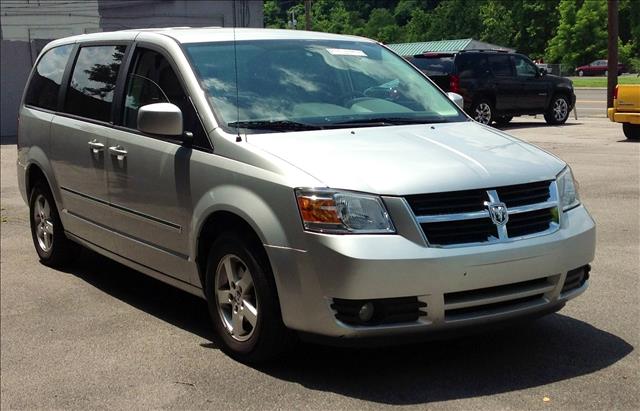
[608,84,640,139]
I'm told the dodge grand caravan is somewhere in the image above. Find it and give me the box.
[18,28,595,362]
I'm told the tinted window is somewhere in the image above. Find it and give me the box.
[488,55,513,77]
[123,48,210,150]
[24,45,73,110]
[408,56,455,75]
[65,45,126,122]
[513,55,538,77]
[457,54,490,79]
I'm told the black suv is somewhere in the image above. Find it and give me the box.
[406,50,576,126]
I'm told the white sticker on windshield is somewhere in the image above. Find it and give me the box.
[326,48,367,57]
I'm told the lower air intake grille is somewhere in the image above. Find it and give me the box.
[331,297,426,326]
[562,265,590,293]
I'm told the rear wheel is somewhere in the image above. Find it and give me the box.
[623,123,640,140]
[204,232,295,363]
[544,94,570,125]
[29,181,78,267]
[471,100,494,125]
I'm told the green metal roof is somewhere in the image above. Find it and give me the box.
[386,39,473,56]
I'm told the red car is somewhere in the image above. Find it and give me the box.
[576,59,626,76]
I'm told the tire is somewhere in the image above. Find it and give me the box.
[204,231,295,363]
[623,123,640,140]
[494,115,513,125]
[470,99,494,125]
[544,94,570,125]
[29,181,78,267]
[578,70,584,77]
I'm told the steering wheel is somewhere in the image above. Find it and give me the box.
[336,91,366,107]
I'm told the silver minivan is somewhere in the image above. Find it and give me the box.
[17,28,595,362]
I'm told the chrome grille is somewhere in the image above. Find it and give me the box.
[406,180,559,247]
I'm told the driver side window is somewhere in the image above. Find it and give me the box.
[513,55,537,77]
[123,47,211,150]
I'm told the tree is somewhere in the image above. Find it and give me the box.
[479,0,514,47]
[546,0,579,68]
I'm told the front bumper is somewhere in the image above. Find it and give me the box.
[267,205,595,339]
[608,108,640,124]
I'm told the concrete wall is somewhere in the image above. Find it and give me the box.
[0,0,263,138]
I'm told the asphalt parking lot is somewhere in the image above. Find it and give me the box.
[1,117,638,410]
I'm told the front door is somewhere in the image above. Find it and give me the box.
[512,54,548,111]
[487,54,518,112]
[104,46,211,285]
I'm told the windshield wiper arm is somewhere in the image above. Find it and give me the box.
[227,120,322,131]
[330,116,449,126]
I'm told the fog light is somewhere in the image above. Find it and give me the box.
[358,302,375,322]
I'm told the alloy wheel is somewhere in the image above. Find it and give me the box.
[33,194,54,253]
[214,254,258,342]
[474,102,492,125]
[553,98,568,122]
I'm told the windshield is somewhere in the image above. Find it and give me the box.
[185,39,466,132]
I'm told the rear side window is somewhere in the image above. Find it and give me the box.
[24,45,73,111]
[488,55,513,77]
[408,56,455,75]
[456,54,490,79]
[64,45,126,122]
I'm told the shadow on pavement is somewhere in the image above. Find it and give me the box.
[61,248,216,343]
[496,122,581,131]
[63,249,632,405]
[258,316,632,405]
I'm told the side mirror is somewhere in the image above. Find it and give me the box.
[447,92,464,109]
[137,103,183,136]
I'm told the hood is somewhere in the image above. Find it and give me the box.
[247,121,565,195]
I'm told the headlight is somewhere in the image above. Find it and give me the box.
[295,188,395,234]
[557,167,580,211]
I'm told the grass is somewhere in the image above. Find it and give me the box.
[569,75,640,88]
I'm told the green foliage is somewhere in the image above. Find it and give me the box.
[264,0,637,67]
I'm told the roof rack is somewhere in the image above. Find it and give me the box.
[458,49,511,53]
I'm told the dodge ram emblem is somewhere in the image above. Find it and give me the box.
[487,202,509,226]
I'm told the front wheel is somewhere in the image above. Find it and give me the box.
[623,123,640,140]
[29,182,78,267]
[470,100,494,125]
[204,232,295,363]
[544,95,570,125]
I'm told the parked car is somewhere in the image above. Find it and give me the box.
[18,28,595,362]
[608,84,640,139]
[406,50,576,125]
[575,60,626,77]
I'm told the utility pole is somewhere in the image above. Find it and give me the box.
[607,0,618,108]
[305,0,312,31]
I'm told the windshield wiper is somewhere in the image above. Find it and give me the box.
[330,116,451,126]
[227,120,322,131]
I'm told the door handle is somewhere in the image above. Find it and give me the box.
[109,145,127,160]
[88,140,104,154]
